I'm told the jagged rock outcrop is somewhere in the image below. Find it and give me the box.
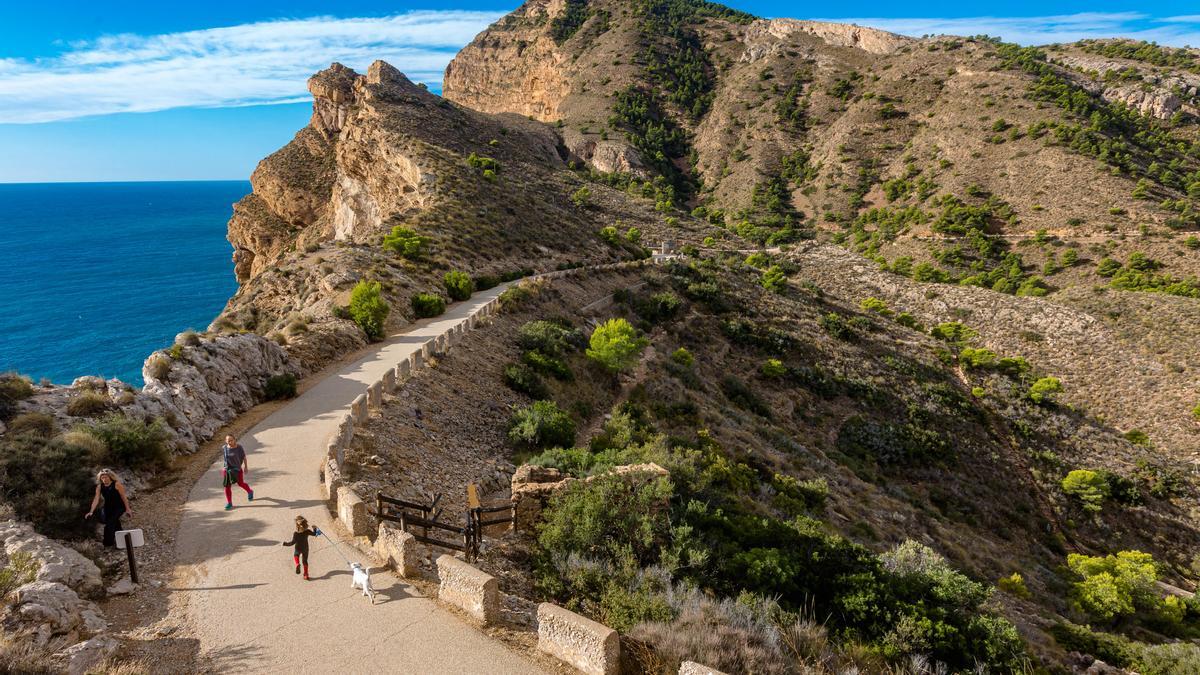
[753,19,914,56]
[1054,53,1200,120]
[141,332,301,446]
[443,0,571,122]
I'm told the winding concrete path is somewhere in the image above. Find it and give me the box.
[173,285,546,674]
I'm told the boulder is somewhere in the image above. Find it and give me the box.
[0,521,102,598]
[8,581,106,646]
[56,634,119,675]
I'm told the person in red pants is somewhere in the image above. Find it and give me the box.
[221,434,254,510]
[282,516,320,580]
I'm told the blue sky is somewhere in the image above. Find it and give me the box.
[2,1,1199,183]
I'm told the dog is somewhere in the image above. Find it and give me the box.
[350,562,376,603]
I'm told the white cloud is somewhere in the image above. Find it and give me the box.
[815,12,1200,49]
[0,10,503,124]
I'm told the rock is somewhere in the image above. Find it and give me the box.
[140,332,301,446]
[0,521,102,598]
[55,634,119,675]
[8,581,106,646]
[106,578,138,596]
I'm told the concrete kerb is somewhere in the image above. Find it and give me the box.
[375,522,424,578]
[367,381,383,410]
[396,358,412,381]
[336,486,369,537]
[436,555,499,625]
[323,458,342,503]
[536,603,620,675]
[381,368,396,393]
[337,413,354,448]
[351,393,368,423]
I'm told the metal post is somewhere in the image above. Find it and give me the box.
[124,532,138,584]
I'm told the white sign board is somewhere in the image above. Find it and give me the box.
[114,529,145,549]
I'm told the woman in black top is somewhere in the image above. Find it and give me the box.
[282,515,320,580]
[85,469,132,547]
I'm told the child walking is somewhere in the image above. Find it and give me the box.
[282,516,320,580]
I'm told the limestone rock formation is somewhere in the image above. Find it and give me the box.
[0,521,102,599]
[754,19,913,55]
[141,332,300,445]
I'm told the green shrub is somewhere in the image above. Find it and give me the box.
[571,186,592,207]
[410,292,446,319]
[599,226,619,244]
[349,281,390,340]
[7,412,55,438]
[761,359,786,378]
[474,274,500,291]
[522,349,573,380]
[503,364,549,399]
[1061,469,1109,513]
[818,312,854,340]
[509,400,576,450]
[1097,257,1122,276]
[586,319,648,372]
[859,297,893,316]
[930,321,977,345]
[1049,622,1142,670]
[0,551,37,598]
[499,284,534,309]
[1141,643,1200,675]
[1028,376,1063,404]
[518,320,577,356]
[263,373,297,400]
[760,265,786,293]
[381,226,430,260]
[671,348,694,367]
[466,152,500,172]
[1124,429,1151,446]
[83,414,172,469]
[625,227,642,244]
[744,252,770,269]
[66,391,110,417]
[443,271,474,301]
[0,434,95,538]
[167,343,184,360]
[0,373,34,421]
[537,473,674,573]
[1068,550,1159,622]
[997,572,1031,599]
[770,473,827,514]
[1193,402,1200,421]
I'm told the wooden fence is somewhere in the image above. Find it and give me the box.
[374,486,515,562]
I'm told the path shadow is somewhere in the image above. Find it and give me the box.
[167,583,267,592]
[308,567,351,581]
[242,496,326,509]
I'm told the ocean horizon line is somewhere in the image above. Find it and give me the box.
[0,178,249,186]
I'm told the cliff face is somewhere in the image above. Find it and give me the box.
[443,0,572,122]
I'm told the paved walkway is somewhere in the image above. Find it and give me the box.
[173,285,546,674]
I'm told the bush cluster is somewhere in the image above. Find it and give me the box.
[443,271,474,301]
[509,400,576,451]
[586,319,648,372]
[381,226,429,260]
[263,373,297,400]
[348,281,390,340]
[410,293,446,319]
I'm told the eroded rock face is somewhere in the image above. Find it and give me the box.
[309,62,359,139]
[443,0,570,122]
[750,19,914,56]
[1054,53,1200,120]
[141,333,301,445]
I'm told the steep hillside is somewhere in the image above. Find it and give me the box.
[446,0,1200,461]
[347,256,1200,672]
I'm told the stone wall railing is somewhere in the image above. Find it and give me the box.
[536,603,620,675]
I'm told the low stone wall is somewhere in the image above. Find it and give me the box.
[436,555,499,624]
[680,662,728,675]
[367,381,383,409]
[536,603,620,675]
[375,522,423,578]
[336,486,369,536]
[323,458,342,502]
[351,393,368,423]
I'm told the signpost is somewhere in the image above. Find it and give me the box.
[114,528,145,584]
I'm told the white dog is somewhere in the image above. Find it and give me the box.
[350,562,376,603]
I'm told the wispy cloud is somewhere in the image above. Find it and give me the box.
[815,12,1200,48]
[0,11,502,124]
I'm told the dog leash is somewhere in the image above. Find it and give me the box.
[316,528,354,566]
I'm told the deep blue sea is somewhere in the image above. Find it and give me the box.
[0,181,248,386]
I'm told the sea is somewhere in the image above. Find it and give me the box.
[0,181,248,387]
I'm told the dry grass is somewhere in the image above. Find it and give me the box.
[66,391,111,417]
